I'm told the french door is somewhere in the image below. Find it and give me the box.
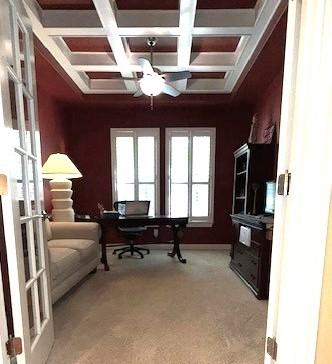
[0,0,54,363]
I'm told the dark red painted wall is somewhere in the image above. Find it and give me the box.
[252,70,283,143]
[65,106,250,244]
[35,46,78,211]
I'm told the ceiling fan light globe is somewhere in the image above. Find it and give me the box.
[140,74,165,96]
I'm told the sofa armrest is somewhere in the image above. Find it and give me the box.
[49,222,101,242]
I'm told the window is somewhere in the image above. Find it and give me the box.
[165,128,216,225]
[111,128,160,215]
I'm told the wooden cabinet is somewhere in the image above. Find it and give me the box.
[230,214,273,299]
[232,143,275,215]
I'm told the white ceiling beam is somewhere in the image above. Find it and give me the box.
[23,0,89,93]
[224,0,287,93]
[75,64,234,73]
[87,78,227,94]
[176,0,197,91]
[45,27,255,37]
[92,0,136,92]
[70,52,235,71]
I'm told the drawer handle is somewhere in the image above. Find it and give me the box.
[237,262,242,268]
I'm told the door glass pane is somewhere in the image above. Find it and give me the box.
[117,183,134,201]
[26,287,37,341]
[23,95,32,154]
[38,276,46,324]
[170,184,188,217]
[18,25,27,87]
[21,223,31,282]
[14,153,26,216]
[193,136,210,183]
[116,137,134,183]
[27,159,36,214]
[192,184,209,217]
[33,219,44,272]
[138,136,154,182]
[8,77,21,147]
[139,184,155,215]
[171,137,188,183]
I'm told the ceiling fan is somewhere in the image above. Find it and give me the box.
[123,37,192,109]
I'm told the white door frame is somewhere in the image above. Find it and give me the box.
[0,264,10,364]
[0,0,54,362]
[265,0,332,363]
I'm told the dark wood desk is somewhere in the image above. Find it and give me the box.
[97,215,189,271]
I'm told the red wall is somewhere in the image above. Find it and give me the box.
[65,106,251,244]
[251,70,283,143]
[35,46,80,211]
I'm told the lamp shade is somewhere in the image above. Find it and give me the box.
[42,153,82,180]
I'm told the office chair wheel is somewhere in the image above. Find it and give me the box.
[147,250,150,254]
[112,251,116,255]
[118,255,123,259]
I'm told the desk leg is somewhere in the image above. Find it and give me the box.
[168,225,187,264]
[100,228,110,271]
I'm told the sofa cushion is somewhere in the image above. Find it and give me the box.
[48,239,98,262]
[44,219,52,241]
[49,247,80,284]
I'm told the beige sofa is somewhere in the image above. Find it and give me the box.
[45,220,100,303]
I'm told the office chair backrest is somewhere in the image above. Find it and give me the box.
[114,200,150,216]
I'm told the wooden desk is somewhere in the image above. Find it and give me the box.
[97,215,189,271]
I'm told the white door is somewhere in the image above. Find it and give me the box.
[265,0,332,363]
[0,0,54,363]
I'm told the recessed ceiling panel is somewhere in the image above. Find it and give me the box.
[197,0,257,9]
[86,72,122,79]
[116,0,178,10]
[126,37,177,53]
[192,37,240,53]
[37,0,95,10]
[63,37,111,52]
[191,72,226,79]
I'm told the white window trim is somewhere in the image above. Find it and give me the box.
[165,127,216,227]
[110,128,160,214]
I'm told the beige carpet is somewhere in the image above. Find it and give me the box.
[47,250,267,364]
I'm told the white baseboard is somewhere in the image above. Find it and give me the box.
[143,243,231,251]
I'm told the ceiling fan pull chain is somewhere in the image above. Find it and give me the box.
[150,95,154,111]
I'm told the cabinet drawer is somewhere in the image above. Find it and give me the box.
[233,246,259,289]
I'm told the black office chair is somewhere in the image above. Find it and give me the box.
[112,200,150,259]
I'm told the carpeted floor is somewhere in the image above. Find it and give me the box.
[47,250,267,364]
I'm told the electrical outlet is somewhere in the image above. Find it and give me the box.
[153,228,159,238]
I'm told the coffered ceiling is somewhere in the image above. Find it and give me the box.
[24,0,287,95]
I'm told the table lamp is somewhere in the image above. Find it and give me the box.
[42,153,82,222]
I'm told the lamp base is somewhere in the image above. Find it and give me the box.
[49,178,75,222]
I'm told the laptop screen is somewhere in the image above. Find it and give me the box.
[117,201,150,216]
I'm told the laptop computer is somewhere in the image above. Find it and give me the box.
[116,200,150,217]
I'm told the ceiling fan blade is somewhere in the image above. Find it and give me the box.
[162,83,181,97]
[138,58,154,74]
[133,87,144,97]
[162,71,192,82]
